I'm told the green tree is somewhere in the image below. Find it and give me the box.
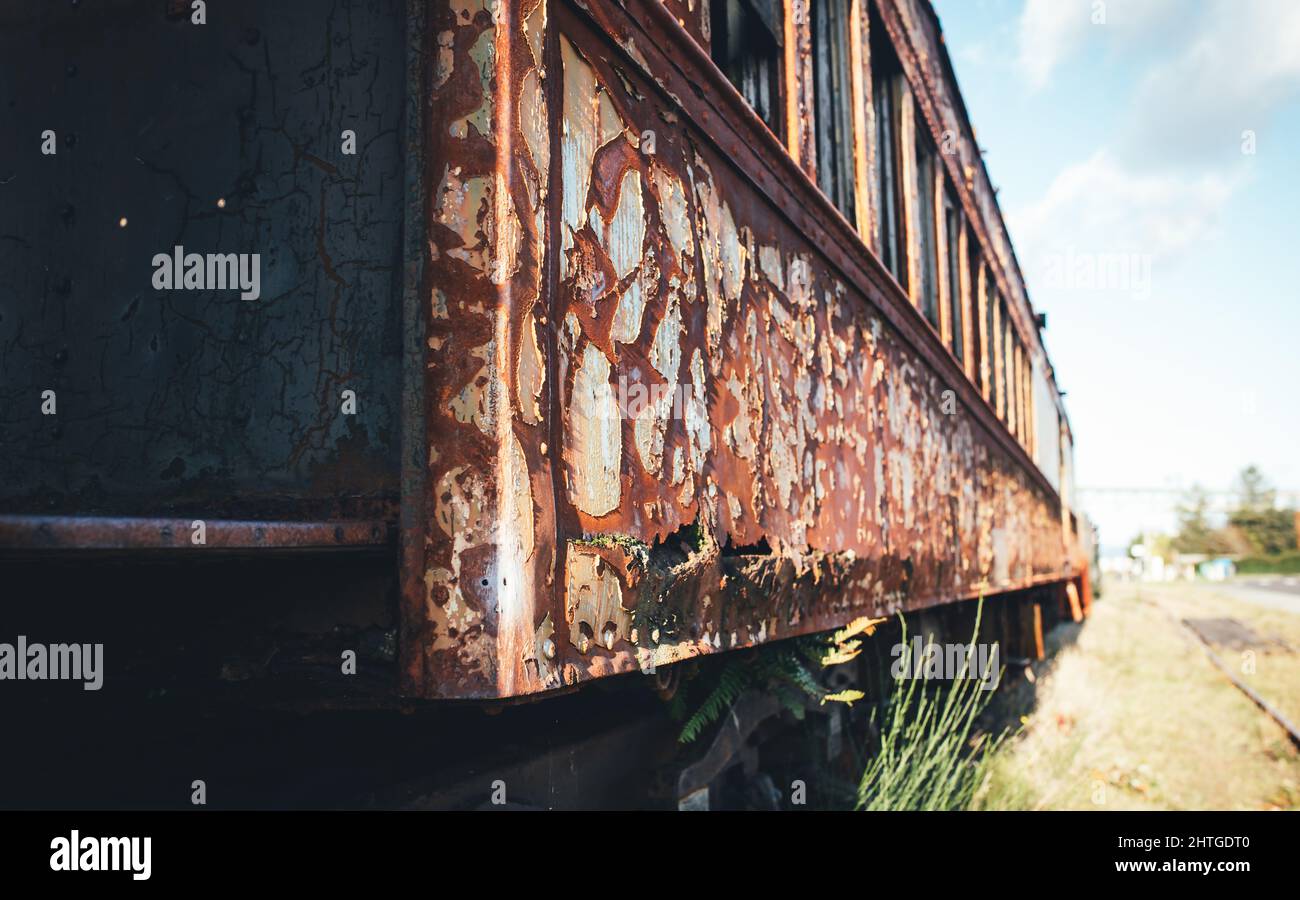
[1172,485,1230,555]
[1227,466,1297,555]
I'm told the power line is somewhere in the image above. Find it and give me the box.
[1080,486,1300,500]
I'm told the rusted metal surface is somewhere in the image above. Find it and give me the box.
[409,0,1083,700]
[0,515,394,553]
[408,0,556,698]
[0,0,406,524]
[0,0,1086,710]
[657,0,710,51]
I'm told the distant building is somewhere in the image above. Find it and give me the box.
[1198,558,1236,581]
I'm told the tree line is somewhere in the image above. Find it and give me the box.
[1171,465,1298,557]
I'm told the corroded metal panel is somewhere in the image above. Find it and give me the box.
[406,0,556,698]
[658,0,710,50]
[410,0,1077,700]
[0,0,406,522]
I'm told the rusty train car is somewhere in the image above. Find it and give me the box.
[0,0,1087,806]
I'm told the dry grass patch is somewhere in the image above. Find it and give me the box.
[976,581,1300,810]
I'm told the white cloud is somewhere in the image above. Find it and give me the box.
[1009,150,1238,273]
[1017,0,1183,89]
[1012,0,1300,292]
[1119,0,1300,167]
[1018,0,1092,88]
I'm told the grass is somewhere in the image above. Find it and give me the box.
[974,580,1300,810]
[857,602,1009,811]
[1153,579,1300,733]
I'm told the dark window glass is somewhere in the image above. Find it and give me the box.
[710,0,783,133]
[985,280,998,411]
[871,6,907,287]
[1001,298,1014,425]
[916,121,939,328]
[968,237,982,388]
[944,190,964,361]
[812,0,856,221]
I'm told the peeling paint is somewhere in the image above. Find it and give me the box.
[565,342,622,517]
[517,316,545,425]
[412,0,1079,701]
[565,543,633,653]
[560,36,598,279]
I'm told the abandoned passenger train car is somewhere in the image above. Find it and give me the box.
[0,0,1088,710]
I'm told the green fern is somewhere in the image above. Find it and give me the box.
[672,620,883,743]
[677,662,752,743]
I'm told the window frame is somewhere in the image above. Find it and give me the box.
[810,0,857,221]
[942,188,964,363]
[914,114,940,330]
[870,5,908,290]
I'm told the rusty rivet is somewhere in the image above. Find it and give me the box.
[577,635,590,654]
[602,625,616,651]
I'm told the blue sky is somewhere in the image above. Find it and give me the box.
[933,0,1300,550]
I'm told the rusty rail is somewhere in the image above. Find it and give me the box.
[0,515,394,553]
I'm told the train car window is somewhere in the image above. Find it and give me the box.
[870,4,907,288]
[710,0,783,134]
[916,119,940,329]
[1003,300,1013,431]
[944,188,964,361]
[1015,340,1024,444]
[969,235,983,389]
[1012,338,1022,442]
[982,271,993,405]
[811,0,856,221]
[1014,323,1022,438]
[1005,318,1013,425]
[1021,344,1032,448]
[987,281,1000,414]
